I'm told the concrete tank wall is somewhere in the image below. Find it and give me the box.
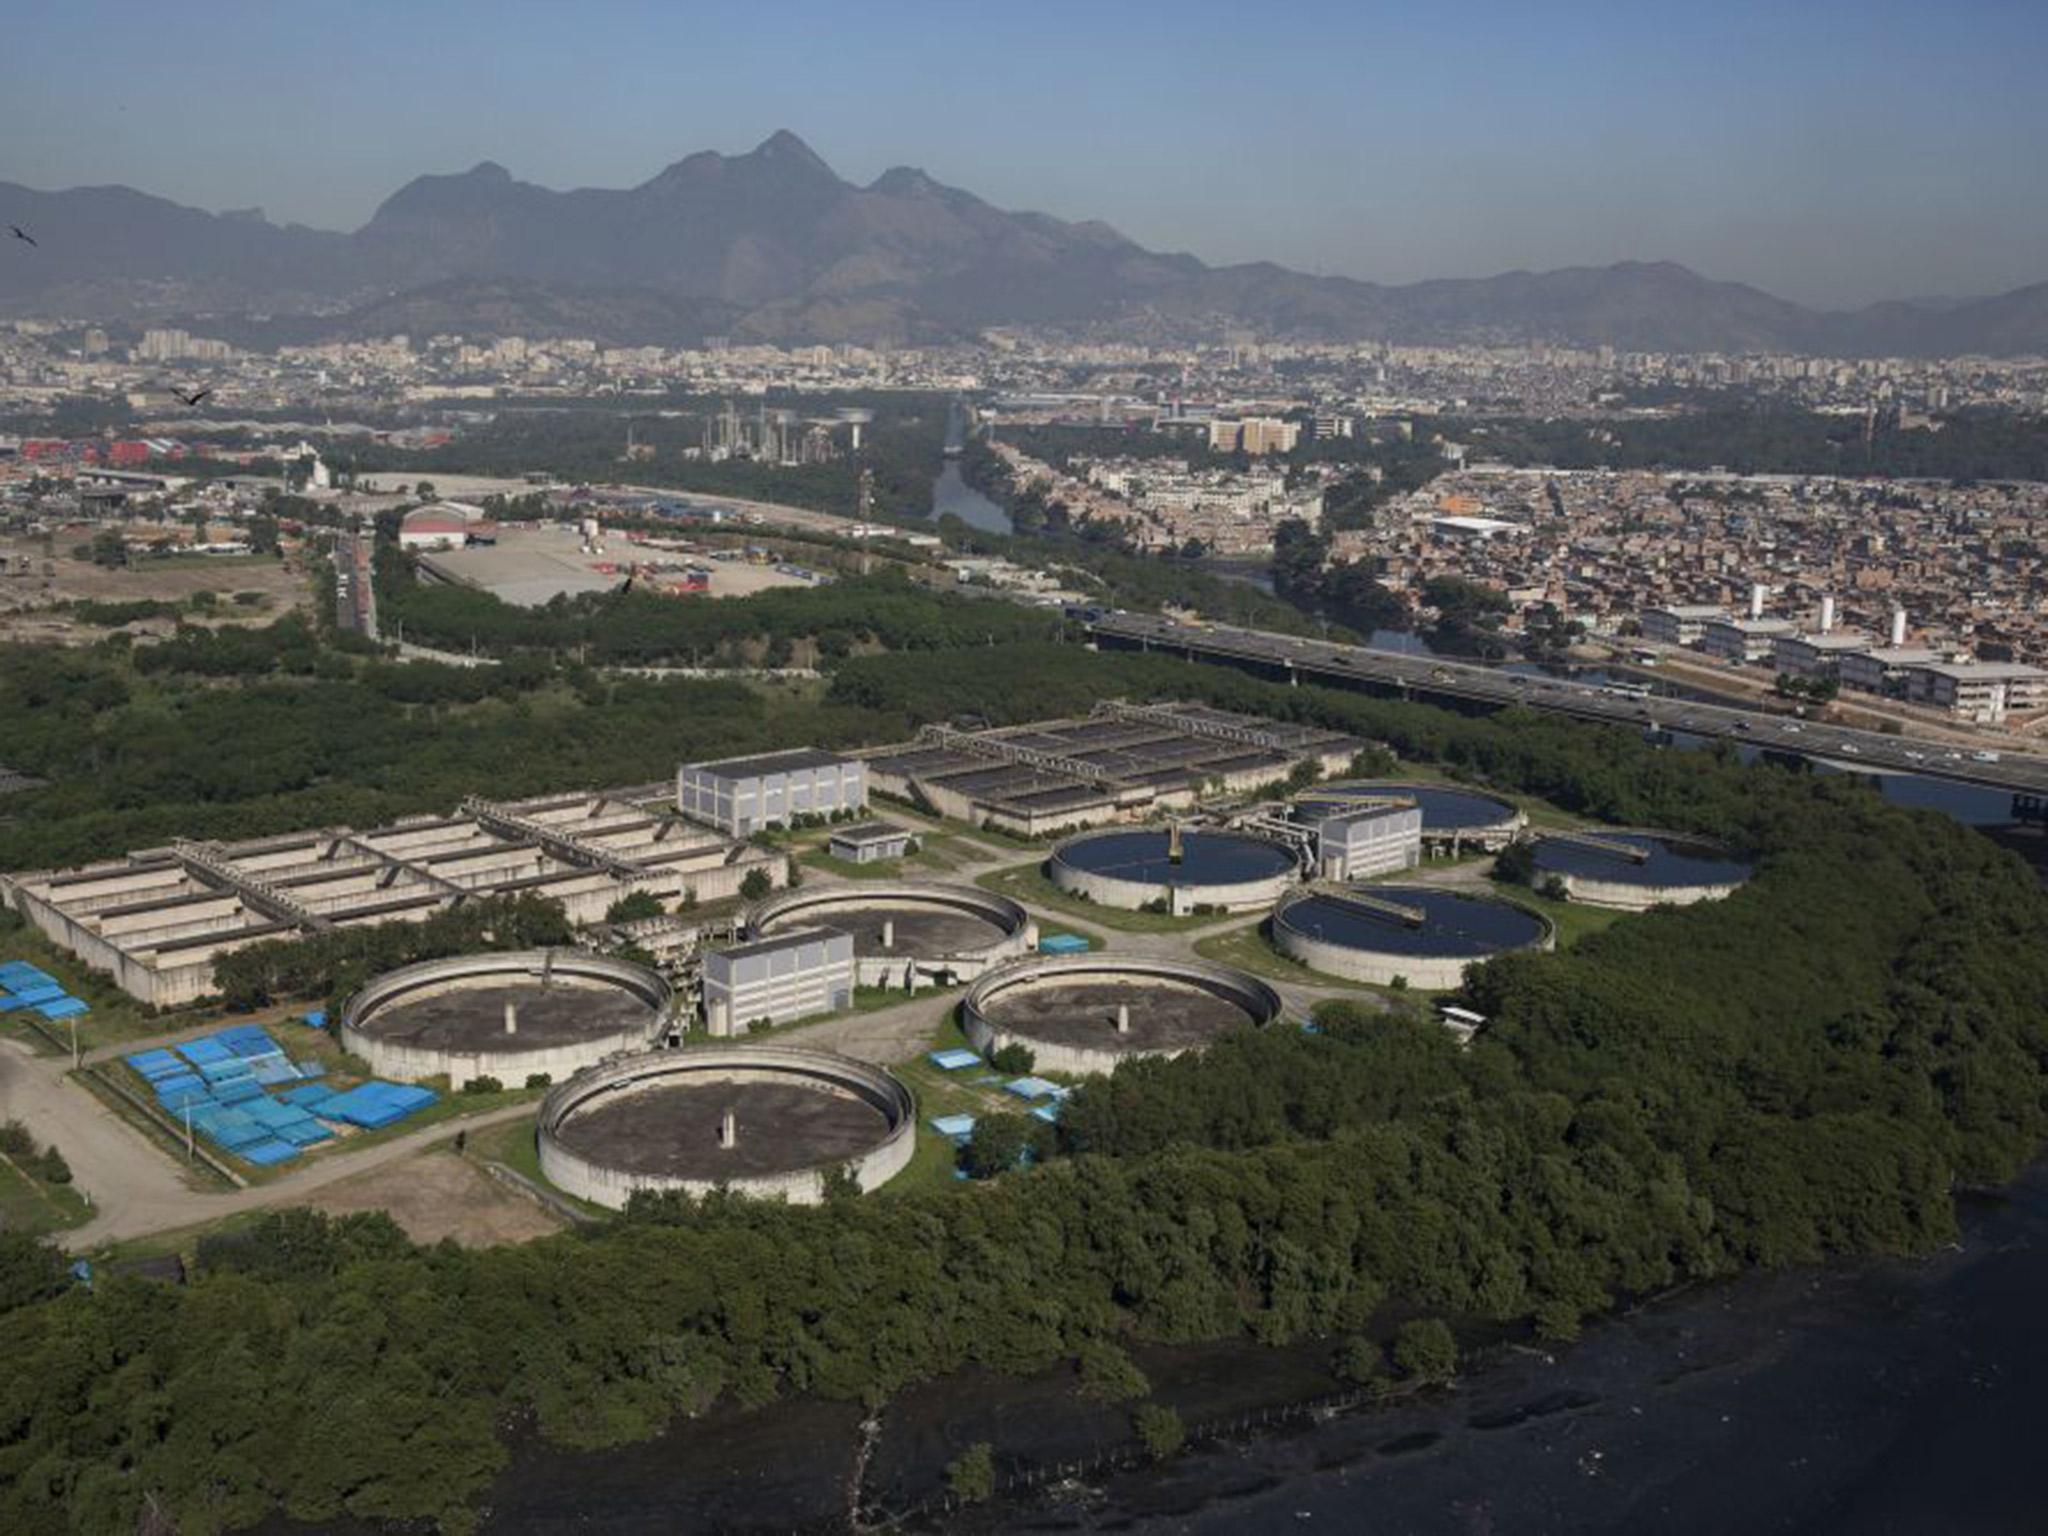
[1549,872,1745,911]
[1270,893,1555,990]
[1047,834,1298,914]
[535,1044,915,1208]
[340,949,671,1090]
[960,953,1283,1077]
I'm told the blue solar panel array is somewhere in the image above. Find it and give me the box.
[125,1025,438,1165]
[0,960,92,1023]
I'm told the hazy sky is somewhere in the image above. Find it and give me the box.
[3,0,2044,308]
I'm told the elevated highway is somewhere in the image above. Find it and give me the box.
[1086,611,2048,806]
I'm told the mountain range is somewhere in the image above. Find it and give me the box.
[2,130,2043,356]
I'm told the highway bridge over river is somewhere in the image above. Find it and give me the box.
[1086,611,2048,813]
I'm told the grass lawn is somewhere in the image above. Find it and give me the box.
[976,862,1243,934]
[1192,921,1380,994]
[798,832,985,881]
[0,1149,91,1235]
[1506,889,1630,948]
[878,1016,1030,1198]
[465,1117,614,1222]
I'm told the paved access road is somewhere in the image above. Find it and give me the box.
[1091,611,2048,798]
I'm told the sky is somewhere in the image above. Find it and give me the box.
[2,0,2044,309]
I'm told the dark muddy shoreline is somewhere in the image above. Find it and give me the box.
[258,1156,2048,1536]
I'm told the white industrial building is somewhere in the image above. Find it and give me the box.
[1700,617,1796,665]
[1313,803,1424,881]
[1900,661,2048,724]
[1771,631,1873,680]
[1838,645,1942,697]
[1639,604,1726,648]
[827,820,913,864]
[677,748,867,837]
[701,927,855,1033]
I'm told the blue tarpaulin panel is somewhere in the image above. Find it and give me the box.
[178,1038,232,1065]
[207,1112,269,1150]
[1032,1101,1064,1124]
[0,963,53,987]
[1003,1076,1062,1101]
[199,1061,253,1086]
[296,1061,327,1080]
[280,1082,337,1108]
[273,1119,333,1147]
[159,1086,212,1114]
[1038,933,1091,954]
[315,1083,428,1129]
[302,1010,327,1029]
[0,982,65,1010]
[928,1048,981,1070]
[250,1058,300,1086]
[239,1139,299,1167]
[151,1069,205,1096]
[226,1034,282,1060]
[126,1050,185,1080]
[214,1079,266,1105]
[35,997,88,1021]
[929,1113,977,1142]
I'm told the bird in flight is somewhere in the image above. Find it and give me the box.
[172,386,213,408]
[8,226,35,247]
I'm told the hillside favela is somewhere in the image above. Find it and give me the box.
[3,4,2048,1534]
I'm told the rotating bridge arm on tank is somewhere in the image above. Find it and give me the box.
[914,723,1121,788]
[1541,828,1651,863]
[459,796,649,881]
[169,839,334,932]
[1309,884,1429,927]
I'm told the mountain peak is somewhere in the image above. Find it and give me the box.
[871,165,942,196]
[465,161,513,182]
[749,130,834,178]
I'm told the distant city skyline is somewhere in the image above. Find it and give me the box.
[3,0,2045,309]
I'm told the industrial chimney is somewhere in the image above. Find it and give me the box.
[1889,607,1908,648]
[1819,595,1837,635]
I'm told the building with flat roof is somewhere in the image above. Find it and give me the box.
[1701,617,1797,665]
[1313,802,1424,881]
[677,748,866,837]
[1771,631,1873,680]
[827,820,912,864]
[1901,661,2048,724]
[1839,645,1942,697]
[1639,604,1727,648]
[701,926,855,1033]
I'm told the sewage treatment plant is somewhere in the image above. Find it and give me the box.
[1271,885,1554,989]
[746,882,1035,988]
[536,1044,916,1208]
[339,949,673,1090]
[1529,829,1754,909]
[961,953,1283,1075]
[1294,781,1526,852]
[1048,826,1301,913]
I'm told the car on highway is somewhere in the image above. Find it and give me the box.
[1840,744,1860,755]
[1782,722,1802,733]
[1974,750,2003,763]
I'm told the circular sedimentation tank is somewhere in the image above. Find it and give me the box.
[340,949,670,1090]
[1530,829,1753,910]
[1271,884,1553,989]
[961,953,1283,1076]
[537,1044,915,1208]
[748,882,1035,987]
[1295,781,1525,850]
[1048,826,1299,913]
